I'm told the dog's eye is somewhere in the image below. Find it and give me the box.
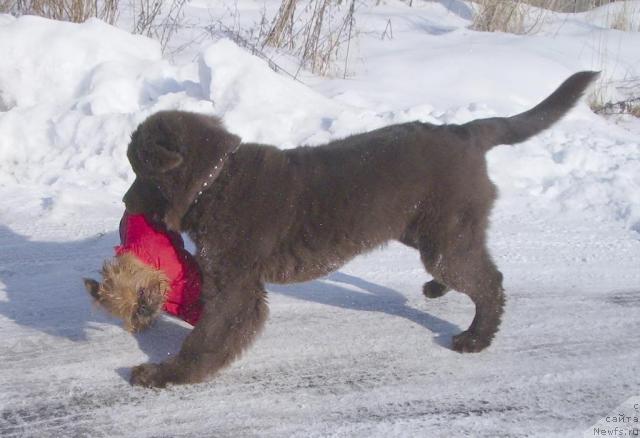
[136,289,155,318]
[136,301,153,317]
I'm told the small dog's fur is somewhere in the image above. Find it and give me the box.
[84,254,169,332]
[118,72,598,388]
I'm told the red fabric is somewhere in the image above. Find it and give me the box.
[116,212,202,325]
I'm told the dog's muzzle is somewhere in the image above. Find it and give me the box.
[123,178,167,217]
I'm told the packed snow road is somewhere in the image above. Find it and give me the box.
[0,215,638,437]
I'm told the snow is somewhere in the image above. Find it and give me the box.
[198,39,344,146]
[0,15,161,109]
[0,1,639,436]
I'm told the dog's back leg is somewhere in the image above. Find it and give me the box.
[417,214,505,353]
[399,233,451,299]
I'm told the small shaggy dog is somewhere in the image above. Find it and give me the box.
[115,71,597,387]
[84,212,202,330]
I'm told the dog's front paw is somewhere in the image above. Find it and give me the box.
[130,363,170,388]
[452,330,491,353]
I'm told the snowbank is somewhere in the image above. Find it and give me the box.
[0,15,160,110]
[0,3,639,234]
[0,15,211,227]
[198,39,346,147]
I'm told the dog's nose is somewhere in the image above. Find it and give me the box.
[83,278,101,300]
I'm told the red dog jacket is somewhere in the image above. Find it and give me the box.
[116,212,202,325]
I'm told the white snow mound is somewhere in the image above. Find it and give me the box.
[0,15,161,110]
[199,39,346,147]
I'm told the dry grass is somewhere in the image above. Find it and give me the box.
[263,0,357,77]
[131,0,163,35]
[606,1,640,32]
[591,96,640,117]
[472,0,633,34]
[588,74,640,117]
[131,0,187,52]
[201,0,360,78]
[472,0,570,34]
[1,0,118,23]
[1,0,185,52]
[473,0,526,33]
[264,0,296,48]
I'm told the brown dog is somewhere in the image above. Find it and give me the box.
[84,253,169,333]
[121,71,598,387]
[85,212,204,331]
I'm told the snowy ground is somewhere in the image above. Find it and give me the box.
[0,1,639,436]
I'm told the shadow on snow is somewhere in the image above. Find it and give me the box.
[0,224,459,380]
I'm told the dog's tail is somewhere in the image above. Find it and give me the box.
[464,71,599,152]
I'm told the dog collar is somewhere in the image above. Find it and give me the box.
[193,143,241,205]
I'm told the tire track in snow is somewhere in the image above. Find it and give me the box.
[0,354,442,436]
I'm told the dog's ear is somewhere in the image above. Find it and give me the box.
[129,113,184,174]
[161,114,242,232]
[149,145,183,173]
[83,278,101,301]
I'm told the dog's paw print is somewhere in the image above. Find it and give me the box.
[130,363,169,388]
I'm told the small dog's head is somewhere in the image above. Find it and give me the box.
[84,253,169,332]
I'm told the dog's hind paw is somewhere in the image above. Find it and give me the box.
[451,330,491,353]
[423,280,449,299]
[130,363,170,388]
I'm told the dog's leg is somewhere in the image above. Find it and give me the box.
[417,242,451,298]
[420,225,504,353]
[399,236,451,299]
[130,277,268,388]
[449,257,504,353]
